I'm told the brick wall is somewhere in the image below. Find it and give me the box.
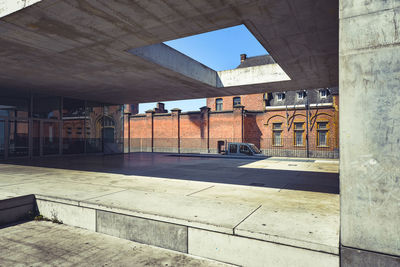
[127,101,339,158]
[207,93,265,111]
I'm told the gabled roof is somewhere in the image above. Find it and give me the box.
[237,55,275,68]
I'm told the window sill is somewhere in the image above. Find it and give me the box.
[317,145,329,148]
[273,145,283,147]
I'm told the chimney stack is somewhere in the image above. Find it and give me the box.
[240,54,247,63]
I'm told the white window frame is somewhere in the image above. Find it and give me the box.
[297,92,305,100]
[277,93,285,101]
[319,89,327,98]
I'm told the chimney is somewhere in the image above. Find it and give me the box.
[240,54,247,63]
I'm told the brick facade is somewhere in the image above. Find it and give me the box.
[127,91,339,158]
[127,55,339,158]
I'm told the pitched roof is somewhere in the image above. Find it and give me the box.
[237,55,275,68]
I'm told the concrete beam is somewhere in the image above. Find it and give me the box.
[130,43,290,89]
[0,0,40,18]
[0,0,338,103]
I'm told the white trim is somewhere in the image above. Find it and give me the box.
[265,103,332,110]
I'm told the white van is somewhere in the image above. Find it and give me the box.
[223,142,263,156]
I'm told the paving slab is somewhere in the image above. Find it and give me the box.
[0,180,126,203]
[240,158,339,173]
[0,221,231,267]
[189,228,339,267]
[191,185,339,254]
[0,164,221,196]
[235,201,339,254]
[82,189,260,234]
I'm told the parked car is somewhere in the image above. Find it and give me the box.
[222,142,263,156]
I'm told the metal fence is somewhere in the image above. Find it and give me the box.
[127,137,339,159]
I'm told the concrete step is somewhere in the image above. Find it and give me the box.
[0,194,37,226]
[34,194,339,267]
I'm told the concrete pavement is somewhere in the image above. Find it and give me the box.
[0,221,232,267]
[0,153,340,266]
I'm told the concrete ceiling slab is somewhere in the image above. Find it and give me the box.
[0,0,338,104]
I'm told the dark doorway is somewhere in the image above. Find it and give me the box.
[217,140,225,154]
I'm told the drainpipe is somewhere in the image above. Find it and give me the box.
[306,91,310,158]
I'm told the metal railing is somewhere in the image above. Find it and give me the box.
[127,137,339,159]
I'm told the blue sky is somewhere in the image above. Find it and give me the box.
[139,24,268,113]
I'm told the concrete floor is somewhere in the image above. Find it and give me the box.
[0,153,340,263]
[3,153,339,193]
[0,221,231,267]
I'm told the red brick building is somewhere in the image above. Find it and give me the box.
[127,55,339,158]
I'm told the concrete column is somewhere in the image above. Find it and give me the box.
[171,108,181,153]
[145,110,154,153]
[340,1,400,265]
[200,106,210,153]
[233,105,244,143]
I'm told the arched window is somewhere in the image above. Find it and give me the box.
[100,116,115,127]
[272,122,283,146]
[215,98,223,111]
[294,122,305,146]
[233,97,241,107]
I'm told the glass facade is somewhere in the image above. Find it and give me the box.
[0,93,124,159]
[63,98,85,154]
[0,119,5,159]
[8,120,29,157]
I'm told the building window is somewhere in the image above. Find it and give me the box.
[229,144,237,154]
[233,97,241,107]
[277,93,285,101]
[297,91,306,100]
[216,98,223,111]
[319,89,327,98]
[240,144,251,155]
[294,122,304,146]
[273,123,283,146]
[317,122,328,146]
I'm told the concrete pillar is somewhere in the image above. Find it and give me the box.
[233,105,244,143]
[340,1,400,265]
[200,106,210,153]
[145,110,154,152]
[171,108,181,153]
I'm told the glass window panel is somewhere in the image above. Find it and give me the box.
[273,123,282,130]
[102,104,123,153]
[8,120,29,157]
[295,131,303,146]
[0,96,30,118]
[86,102,103,153]
[318,131,327,146]
[277,93,285,101]
[33,95,61,119]
[43,121,59,155]
[0,120,4,159]
[294,122,304,130]
[273,131,281,146]
[240,144,251,155]
[63,98,86,154]
[229,144,237,153]
[32,120,40,156]
[216,99,223,111]
[318,122,328,129]
[233,97,241,107]
[63,98,85,117]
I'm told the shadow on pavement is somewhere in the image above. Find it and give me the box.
[1,153,339,194]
